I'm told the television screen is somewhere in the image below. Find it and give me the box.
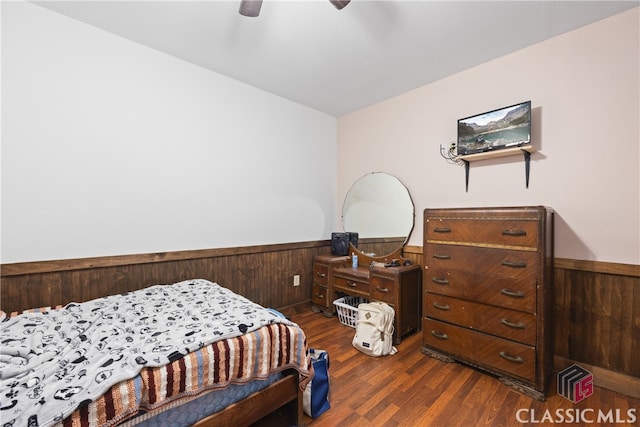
[457,101,531,155]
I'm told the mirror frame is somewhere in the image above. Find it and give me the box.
[341,172,415,261]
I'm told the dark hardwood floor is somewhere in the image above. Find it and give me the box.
[291,309,639,427]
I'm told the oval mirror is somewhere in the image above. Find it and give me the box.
[342,172,414,257]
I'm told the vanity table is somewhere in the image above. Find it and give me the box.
[333,249,421,344]
[312,172,420,344]
[312,249,421,344]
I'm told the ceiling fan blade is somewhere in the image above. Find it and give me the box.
[329,0,351,10]
[239,0,263,17]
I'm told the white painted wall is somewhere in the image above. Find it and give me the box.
[337,8,639,265]
[1,2,338,263]
[3,3,638,266]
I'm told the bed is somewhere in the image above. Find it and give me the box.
[0,279,313,426]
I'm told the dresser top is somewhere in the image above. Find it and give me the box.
[425,206,553,218]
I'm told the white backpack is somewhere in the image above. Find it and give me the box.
[352,302,398,357]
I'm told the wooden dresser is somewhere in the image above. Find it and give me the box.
[422,206,554,400]
[312,250,422,344]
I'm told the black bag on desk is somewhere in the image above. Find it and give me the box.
[331,232,358,256]
[303,348,331,418]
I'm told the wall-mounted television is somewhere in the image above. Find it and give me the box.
[457,100,531,156]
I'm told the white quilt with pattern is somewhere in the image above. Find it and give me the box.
[0,279,294,427]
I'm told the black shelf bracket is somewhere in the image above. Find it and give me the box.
[523,149,531,188]
[464,160,470,192]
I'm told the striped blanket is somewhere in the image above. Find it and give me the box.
[0,280,313,427]
[59,322,312,426]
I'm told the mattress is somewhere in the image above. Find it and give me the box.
[0,279,312,427]
[125,372,282,426]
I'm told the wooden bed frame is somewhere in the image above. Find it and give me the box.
[193,369,303,426]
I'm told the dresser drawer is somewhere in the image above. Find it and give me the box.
[425,217,539,248]
[425,244,538,281]
[312,284,328,307]
[423,318,535,383]
[334,276,369,296]
[370,275,397,303]
[425,294,536,345]
[313,263,329,285]
[422,317,474,357]
[425,268,536,312]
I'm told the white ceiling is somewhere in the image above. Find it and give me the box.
[33,0,638,117]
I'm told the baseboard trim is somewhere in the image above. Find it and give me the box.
[554,355,640,399]
[276,301,313,318]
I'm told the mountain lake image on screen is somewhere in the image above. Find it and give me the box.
[457,101,531,155]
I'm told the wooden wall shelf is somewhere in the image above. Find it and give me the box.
[459,145,536,192]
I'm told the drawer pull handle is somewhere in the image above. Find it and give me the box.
[433,253,451,260]
[431,330,448,340]
[432,302,450,311]
[316,272,326,278]
[434,227,451,233]
[501,318,526,329]
[500,288,525,298]
[432,278,449,285]
[314,293,324,298]
[502,229,527,236]
[502,260,527,268]
[347,282,357,288]
[376,287,389,293]
[499,351,524,364]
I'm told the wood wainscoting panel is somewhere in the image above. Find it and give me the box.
[1,239,419,315]
[401,245,423,267]
[0,241,331,314]
[3,244,638,398]
[553,259,640,379]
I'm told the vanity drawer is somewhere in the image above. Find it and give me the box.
[423,318,535,383]
[334,276,369,296]
[425,244,538,282]
[370,275,397,303]
[425,294,536,345]
[313,263,329,286]
[312,284,328,307]
[425,217,539,249]
[425,268,536,313]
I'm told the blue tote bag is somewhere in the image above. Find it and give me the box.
[303,348,331,418]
